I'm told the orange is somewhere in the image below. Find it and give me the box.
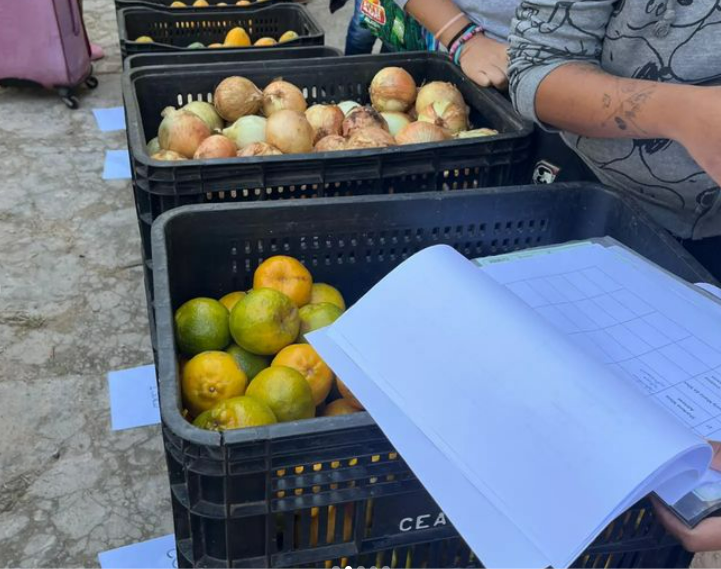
[323,399,360,416]
[226,343,269,380]
[298,302,343,341]
[246,366,315,422]
[224,27,251,47]
[182,351,248,416]
[254,37,277,46]
[193,396,276,431]
[253,256,312,307]
[337,378,363,410]
[278,31,299,43]
[229,288,300,355]
[170,1,187,6]
[208,43,225,48]
[174,297,230,356]
[272,344,334,406]
[310,283,346,311]
[135,36,154,43]
[236,0,251,4]
[219,291,246,312]
[193,0,209,5]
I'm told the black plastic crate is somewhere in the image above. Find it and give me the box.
[115,0,287,11]
[152,184,711,568]
[118,4,323,59]
[124,45,341,69]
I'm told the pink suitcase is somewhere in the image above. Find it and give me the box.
[0,0,98,108]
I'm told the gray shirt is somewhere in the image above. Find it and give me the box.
[509,0,721,239]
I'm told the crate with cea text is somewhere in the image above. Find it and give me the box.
[153,184,708,567]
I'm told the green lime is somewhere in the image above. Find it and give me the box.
[174,297,230,356]
[226,343,270,381]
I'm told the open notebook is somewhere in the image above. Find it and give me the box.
[308,241,721,569]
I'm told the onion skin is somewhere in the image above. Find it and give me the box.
[370,67,417,112]
[183,100,224,132]
[213,76,263,122]
[342,106,389,137]
[222,115,267,149]
[338,100,362,116]
[237,142,283,157]
[415,81,466,115]
[346,127,396,149]
[305,104,345,144]
[418,101,468,134]
[266,110,314,154]
[146,137,161,155]
[158,109,211,158]
[193,135,238,159]
[262,80,307,117]
[314,135,347,152]
[151,150,186,161]
[381,111,412,138]
[395,121,451,145]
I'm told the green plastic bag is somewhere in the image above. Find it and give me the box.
[359,0,431,52]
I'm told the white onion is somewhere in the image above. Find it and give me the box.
[415,81,466,115]
[346,127,396,149]
[158,109,211,158]
[222,115,267,149]
[342,106,389,137]
[266,110,314,154]
[237,142,283,157]
[395,121,451,145]
[213,76,263,122]
[305,104,345,144]
[183,100,224,132]
[418,101,468,134]
[338,100,362,116]
[370,67,417,112]
[381,112,412,138]
[262,80,307,117]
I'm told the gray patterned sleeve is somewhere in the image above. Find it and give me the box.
[508,0,616,125]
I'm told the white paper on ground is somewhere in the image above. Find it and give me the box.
[310,245,710,568]
[98,534,176,569]
[107,364,160,431]
[93,107,126,132]
[103,149,131,180]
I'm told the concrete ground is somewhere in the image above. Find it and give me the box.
[0,1,718,567]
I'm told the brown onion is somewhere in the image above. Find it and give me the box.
[193,135,237,159]
[395,121,451,145]
[370,67,417,112]
[342,106,389,137]
[266,110,314,154]
[415,81,466,115]
[305,104,345,144]
[381,111,412,138]
[213,76,262,122]
[346,127,396,150]
[314,135,347,152]
[151,150,186,161]
[262,80,307,117]
[158,109,211,158]
[237,142,283,157]
[418,101,468,134]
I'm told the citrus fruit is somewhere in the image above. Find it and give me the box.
[253,256,312,307]
[272,344,334,406]
[193,0,209,5]
[135,36,154,43]
[229,288,300,355]
[187,41,205,49]
[224,27,251,47]
[170,1,187,6]
[298,302,343,341]
[337,379,363,410]
[182,351,248,416]
[208,43,224,48]
[323,399,360,417]
[254,37,277,46]
[174,297,230,356]
[236,0,251,4]
[226,343,270,381]
[219,291,246,312]
[310,283,346,311]
[193,396,276,431]
[246,366,315,422]
[279,30,299,43]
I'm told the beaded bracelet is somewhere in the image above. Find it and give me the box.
[449,24,484,65]
[446,23,475,52]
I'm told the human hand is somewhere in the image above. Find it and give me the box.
[458,34,509,90]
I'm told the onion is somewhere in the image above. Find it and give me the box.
[415,81,466,115]
[314,135,347,152]
[158,109,211,158]
[262,80,307,117]
[237,142,283,157]
[338,100,361,116]
[418,101,468,134]
[455,128,499,139]
[193,135,238,159]
[146,137,161,155]
[213,76,262,122]
[395,122,451,145]
[222,115,267,148]
[370,67,417,112]
[305,104,344,144]
[346,127,396,150]
[182,100,224,132]
[381,112,412,138]
[152,150,186,161]
[342,106,389,137]
[266,110,314,154]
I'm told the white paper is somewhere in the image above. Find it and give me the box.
[93,107,126,132]
[103,150,131,180]
[98,534,176,569]
[107,364,160,431]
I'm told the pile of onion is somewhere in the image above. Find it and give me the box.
[369,67,417,112]
[395,122,451,145]
[305,104,345,144]
[342,106,389,137]
[418,101,468,134]
[238,142,283,157]
[193,135,237,160]
[213,76,262,122]
[266,110,314,154]
[158,109,211,158]
[263,80,307,116]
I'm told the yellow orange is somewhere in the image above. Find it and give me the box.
[219,291,246,312]
[337,378,363,410]
[323,399,360,416]
[224,26,251,47]
[272,344,334,406]
[182,351,248,416]
[310,283,346,311]
[253,255,312,307]
[279,30,299,43]
[254,37,277,46]
[193,0,209,5]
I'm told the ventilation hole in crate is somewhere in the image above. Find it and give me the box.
[506,221,513,231]
[517,220,524,230]
[494,222,501,232]
[536,235,543,243]
[540,219,548,230]
[513,237,520,246]
[529,219,536,229]
[479,223,486,233]
[502,238,510,247]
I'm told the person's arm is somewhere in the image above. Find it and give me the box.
[400,0,509,89]
[508,1,721,185]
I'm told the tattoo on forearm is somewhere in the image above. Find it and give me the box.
[601,83,657,134]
